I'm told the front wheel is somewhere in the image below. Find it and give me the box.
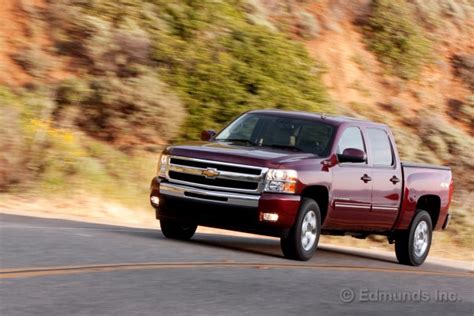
[281,198,321,261]
[395,210,432,266]
[160,219,197,240]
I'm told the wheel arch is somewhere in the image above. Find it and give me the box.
[416,195,441,228]
[300,185,329,225]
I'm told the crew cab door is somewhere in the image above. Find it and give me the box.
[365,128,402,230]
[328,126,373,230]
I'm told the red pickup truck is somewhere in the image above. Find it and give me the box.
[150,110,453,265]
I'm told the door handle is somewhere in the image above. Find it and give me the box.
[390,176,400,184]
[361,174,372,183]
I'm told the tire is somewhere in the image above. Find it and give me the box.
[281,198,321,261]
[160,219,197,240]
[395,210,432,266]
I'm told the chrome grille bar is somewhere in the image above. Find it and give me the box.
[169,165,262,182]
[166,156,267,194]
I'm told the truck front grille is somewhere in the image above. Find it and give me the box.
[170,158,262,175]
[169,172,259,190]
[166,156,267,193]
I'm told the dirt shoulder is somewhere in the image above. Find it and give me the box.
[0,194,268,238]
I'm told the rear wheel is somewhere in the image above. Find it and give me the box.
[160,219,197,240]
[395,210,432,266]
[281,198,321,261]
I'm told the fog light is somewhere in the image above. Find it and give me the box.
[150,196,160,205]
[262,212,279,222]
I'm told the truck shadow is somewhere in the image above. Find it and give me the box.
[2,213,460,271]
[190,233,284,259]
[112,228,399,265]
[189,232,399,265]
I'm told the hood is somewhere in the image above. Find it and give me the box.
[164,141,317,168]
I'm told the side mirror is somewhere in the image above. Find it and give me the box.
[200,130,216,141]
[337,148,366,163]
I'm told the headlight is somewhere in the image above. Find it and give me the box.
[264,169,297,194]
[157,154,169,178]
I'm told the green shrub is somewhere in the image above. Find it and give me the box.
[414,110,474,169]
[448,189,474,248]
[0,86,81,190]
[244,0,277,31]
[380,97,404,113]
[0,86,157,204]
[410,0,443,29]
[0,88,29,191]
[168,23,329,137]
[365,0,432,80]
[45,0,331,141]
[151,1,330,137]
[391,126,423,161]
[452,54,474,91]
[348,102,390,123]
[461,95,474,126]
[81,18,152,74]
[424,134,450,160]
[56,78,91,105]
[12,45,53,78]
[441,0,469,20]
[409,0,473,29]
[447,97,474,126]
[67,73,186,145]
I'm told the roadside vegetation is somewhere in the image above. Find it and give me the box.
[46,0,329,139]
[1,0,330,208]
[364,0,432,80]
[0,86,155,207]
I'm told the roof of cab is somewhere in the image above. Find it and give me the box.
[247,109,387,127]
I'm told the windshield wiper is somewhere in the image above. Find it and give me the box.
[218,139,259,146]
[267,144,304,152]
[217,139,303,152]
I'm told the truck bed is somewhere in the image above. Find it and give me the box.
[394,162,453,231]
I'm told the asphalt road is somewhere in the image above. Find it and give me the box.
[0,213,473,316]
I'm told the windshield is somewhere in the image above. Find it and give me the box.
[215,113,335,156]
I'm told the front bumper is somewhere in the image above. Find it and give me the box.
[158,182,260,208]
[150,178,301,237]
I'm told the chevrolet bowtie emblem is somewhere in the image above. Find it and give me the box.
[202,168,219,179]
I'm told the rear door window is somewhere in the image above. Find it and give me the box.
[366,128,394,167]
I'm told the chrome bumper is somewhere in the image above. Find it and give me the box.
[158,182,260,208]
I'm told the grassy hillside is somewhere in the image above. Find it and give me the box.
[1,0,330,198]
[33,0,329,138]
[0,0,472,254]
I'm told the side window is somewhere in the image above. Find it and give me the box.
[337,127,365,155]
[366,128,394,166]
